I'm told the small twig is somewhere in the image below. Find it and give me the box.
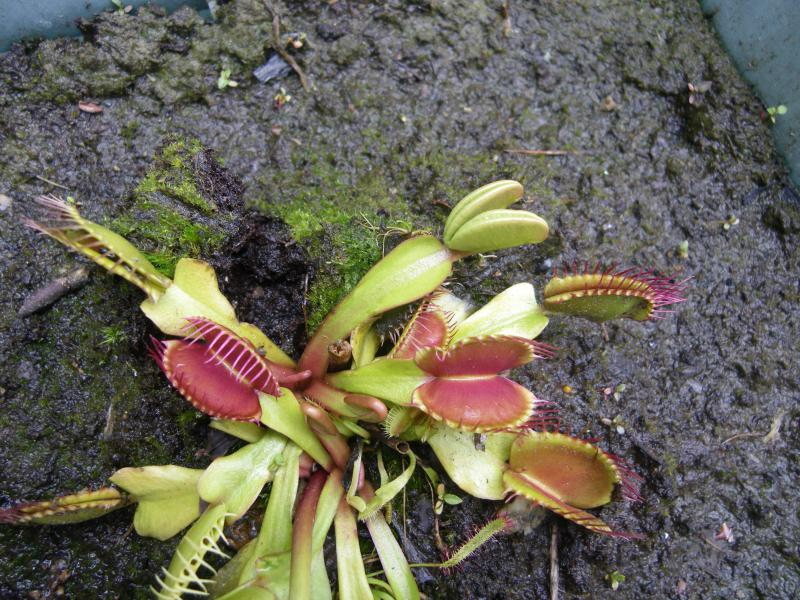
[102,402,115,441]
[34,174,70,190]
[502,0,512,36]
[266,8,310,92]
[18,267,90,317]
[115,522,135,546]
[550,522,560,600]
[302,272,309,335]
[433,510,447,559]
[402,477,408,544]
[721,410,784,445]
[504,149,583,156]
[415,452,447,558]
[702,536,726,552]
[720,431,764,445]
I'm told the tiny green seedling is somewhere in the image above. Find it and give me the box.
[723,214,739,231]
[110,0,131,15]
[217,68,239,90]
[606,570,626,591]
[765,104,787,124]
[99,325,128,347]
[274,87,292,109]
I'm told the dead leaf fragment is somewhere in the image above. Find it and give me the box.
[714,522,734,543]
[78,101,103,114]
[601,95,617,111]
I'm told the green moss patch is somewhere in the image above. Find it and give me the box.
[135,138,213,213]
[255,152,417,332]
[254,140,561,332]
[110,137,238,277]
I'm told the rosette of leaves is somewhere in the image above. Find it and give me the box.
[4,180,687,598]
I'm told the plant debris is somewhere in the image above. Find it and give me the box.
[78,101,103,114]
[504,148,581,156]
[714,522,734,544]
[253,53,292,84]
[18,267,90,317]
[721,409,784,445]
[33,174,69,190]
[687,80,712,105]
[267,9,310,91]
[601,95,618,111]
[549,523,559,600]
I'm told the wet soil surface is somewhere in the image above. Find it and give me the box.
[1,0,798,598]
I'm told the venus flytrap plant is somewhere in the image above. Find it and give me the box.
[211,461,343,599]
[26,195,292,363]
[5,179,689,598]
[328,283,556,434]
[411,516,512,570]
[331,335,555,432]
[425,425,513,500]
[410,336,555,431]
[258,390,335,470]
[209,418,269,443]
[299,235,455,380]
[347,448,417,522]
[301,401,353,466]
[148,324,279,422]
[450,282,549,342]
